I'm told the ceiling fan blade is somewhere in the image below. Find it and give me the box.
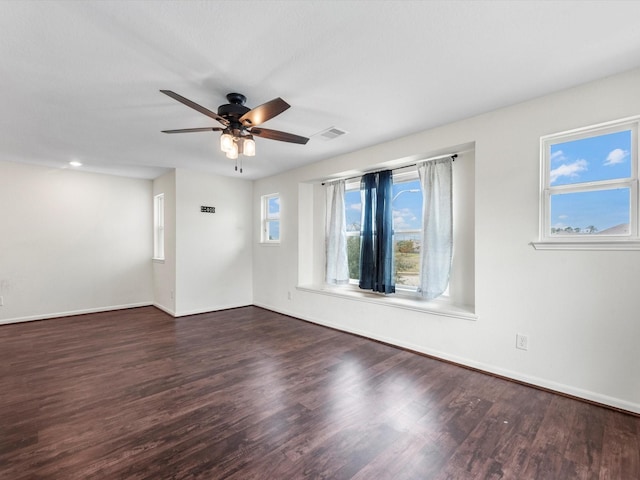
[160,90,229,126]
[239,97,290,126]
[251,127,309,144]
[161,127,223,134]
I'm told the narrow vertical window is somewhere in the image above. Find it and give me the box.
[261,193,280,243]
[153,193,165,260]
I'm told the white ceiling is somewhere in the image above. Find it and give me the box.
[2,1,640,180]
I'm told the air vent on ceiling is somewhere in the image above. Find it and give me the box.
[316,126,348,141]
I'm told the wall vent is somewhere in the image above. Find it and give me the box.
[316,126,348,141]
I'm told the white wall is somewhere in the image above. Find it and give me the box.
[0,161,253,322]
[0,160,153,323]
[173,169,253,315]
[253,67,640,414]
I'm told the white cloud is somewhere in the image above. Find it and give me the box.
[550,159,588,184]
[558,215,568,219]
[550,150,566,163]
[393,208,417,229]
[349,203,362,211]
[604,148,629,166]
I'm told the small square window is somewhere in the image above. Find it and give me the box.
[538,116,639,248]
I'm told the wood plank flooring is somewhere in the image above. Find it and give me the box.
[1,306,638,479]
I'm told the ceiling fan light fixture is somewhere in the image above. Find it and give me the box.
[226,141,238,159]
[243,136,256,156]
[220,132,234,153]
[160,90,309,172]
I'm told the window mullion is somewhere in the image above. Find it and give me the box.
[549,178,634,194]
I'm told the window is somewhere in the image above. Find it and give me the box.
[538,116,639,247]
[319,151,474,312]
[344,168,428,294]
[153,193,165,260]
[261,193,280,243]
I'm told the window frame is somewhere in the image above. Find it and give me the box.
[153,193,165,260]
[536,115,640,250]
[261,193,281,244]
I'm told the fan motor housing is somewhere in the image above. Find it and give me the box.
[218,103,250,118]
[218,93,250,119]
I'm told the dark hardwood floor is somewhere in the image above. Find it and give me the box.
[1,306,638,479]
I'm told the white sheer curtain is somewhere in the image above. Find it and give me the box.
[325,180,349,285]
[418,158,453,300]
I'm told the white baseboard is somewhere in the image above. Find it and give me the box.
[254,302,640,415]
[173,302,253,318]
[0,302,153,325]
[152,302,176,317]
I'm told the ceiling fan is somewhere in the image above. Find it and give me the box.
[160,90,309,172]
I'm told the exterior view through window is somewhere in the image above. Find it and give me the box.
[540,117,638,244]
[345,170,424,291]
[153,193,165,260]
[261,193,280,242]
[550,130,632,235]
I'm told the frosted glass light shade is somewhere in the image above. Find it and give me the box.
[243,137,256,156]
[220,133,234,153]
[226,141,238,159]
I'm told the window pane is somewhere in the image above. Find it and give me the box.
[394,233,420,288]
[268,220,280,241]
[268,196,280,218]
[347,235,360,280]
[550,130,632,186]
[392,179,423,231]
[345,189,361,232]
[153,194,165,259]
[550,188,630,235]
[345,189,361,281]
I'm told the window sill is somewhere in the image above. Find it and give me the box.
[530,241,640,251]
[260,242,281,246]
[296,284,477,321]
[152,258,165,263]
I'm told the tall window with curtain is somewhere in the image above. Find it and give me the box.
[359,170,395,294]
[418,157,453,299]
[325,180,349,285]
[326,156,454,299]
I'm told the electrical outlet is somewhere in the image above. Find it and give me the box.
[287,291,292,300]
[516,334,528,351]
[0,296,3,306]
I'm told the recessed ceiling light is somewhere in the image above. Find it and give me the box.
[69,160,83,167]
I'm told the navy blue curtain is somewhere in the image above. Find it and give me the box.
[359,170,395,294]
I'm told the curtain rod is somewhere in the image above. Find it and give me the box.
[322,153,458,185]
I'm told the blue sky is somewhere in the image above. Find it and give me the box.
[550,130,632,232]
[345,179,423,232]
[267,196,280,240]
